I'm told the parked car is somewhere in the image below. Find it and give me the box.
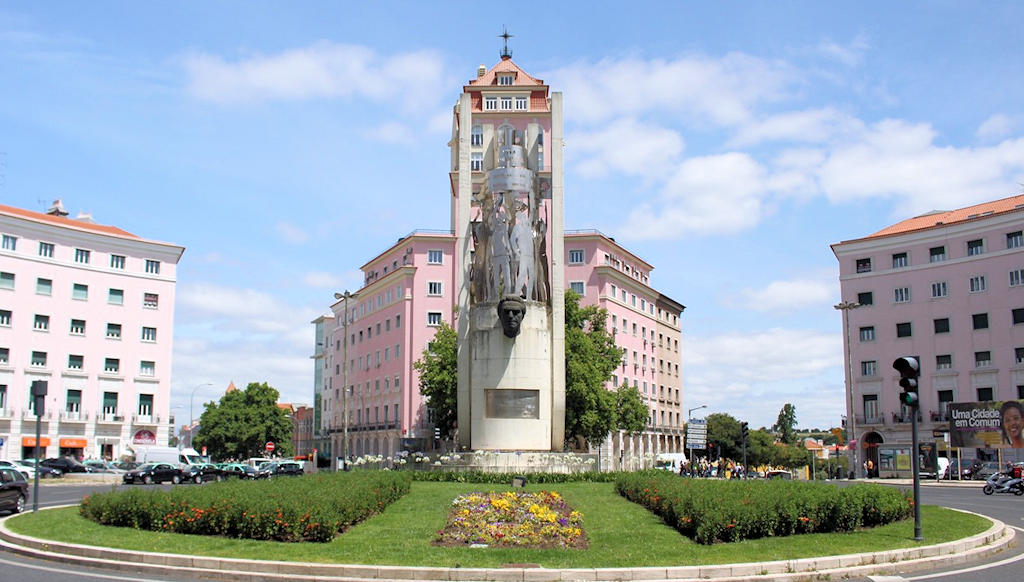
[182,463,226,484]
[83,460,126,474]
[257,461,305,479]
[219,463,259,480]
[114,461,139,471]
[40,457,91,473]
[17,459,62,478]
[0,467,28,513]
[122,463,183,485]
[0,460,32,480]
[765,470,794,480]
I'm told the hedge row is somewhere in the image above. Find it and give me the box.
[79,471,410,542]
[616,471,912,544]
[409,470,622,483]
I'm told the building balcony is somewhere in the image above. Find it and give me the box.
[856,414,885,427]
[98,412,125,424]
[0,408,14,419]
[133,414,157,425]
[930,410,951,423]
[60,410,87,422]
[892,411,923,424]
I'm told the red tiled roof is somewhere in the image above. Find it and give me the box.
[467,58,545,88]
[0,203,140,239]
[865,194,1024,239]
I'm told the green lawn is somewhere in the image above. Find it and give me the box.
[5,481,990,568]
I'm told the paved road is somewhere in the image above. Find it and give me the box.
[0,479,1021,581]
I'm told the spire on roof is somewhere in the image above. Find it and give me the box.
[499,26,513,60]
[46,199,69,217]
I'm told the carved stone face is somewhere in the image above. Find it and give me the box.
[497,295,527,338]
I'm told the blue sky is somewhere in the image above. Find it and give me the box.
[3,2,1024,430]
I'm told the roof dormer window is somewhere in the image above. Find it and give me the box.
[498,73,514,86]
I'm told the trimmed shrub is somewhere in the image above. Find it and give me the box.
[79,471,410,542]
[616,471,912,544]
[409,470,622,483]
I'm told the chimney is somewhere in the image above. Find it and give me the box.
[75,211,96,223]
[46,199,69,217]
[477,64,487,78]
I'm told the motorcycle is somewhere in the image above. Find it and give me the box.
[982,470,1024,495]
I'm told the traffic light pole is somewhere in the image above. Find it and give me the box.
[910,408,923,541]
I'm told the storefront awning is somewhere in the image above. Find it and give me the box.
[22,437,51,447]
[59,438,87,448]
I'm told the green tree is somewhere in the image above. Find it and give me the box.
[773,403,798,444]
[614,385,648,435]
[413,321,459,440]
[564,289,624,448]
[193,382,293,461]
[706,412,742,460]
[745,428,776,468]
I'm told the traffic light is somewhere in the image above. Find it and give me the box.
[893,356,920,408]
[741,422,749,443]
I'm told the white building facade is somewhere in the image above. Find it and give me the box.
[0,201,183,461]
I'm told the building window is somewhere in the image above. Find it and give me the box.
[31,351,47,367]
[0,272,12,290]
[0,310,9,326]
[856,258,872,273]
[140,361,155,376]
[857,291,873,306]
[975,351,992,368]
[68,354,83,370]
[934,317,950,333]
[110,254,125,269]
[896,322,912,338]
[936,354,953,370]
[515,96,527,110]
[72,283,88,300]
[141,327,157,342]
[70,319,85,335]
[108,288,124,305]
[931,281,948,298]
[427,250,443,264]
[973,313,989,330]
[104,358,120,374]
[1016,347,1024,365]
[1,235,16,251]
[427,281,442,296]
[1011,269,1024,287]
[427,312,442,326]
[38,242,53,257]
[930,246,946,262]
[967,239,985,256]
[568,249,585,264]
[978,387,994,401]
[892,252,908,268]
[863,394,879,421]
[33,314,49,331]
[0,348,7,365]
[145,260,160,274]
[500,96,512,109]
[1013,308,1024,325]
[36,278,51,295]
[970,275,987,293]
[861,361,877,376]
[498,73,514,86]
[138,394,153,416]
[484,96,497,110]
[470,152,483,171]
[102,392,118,416]
[143,293,159,308]
[106,323,122,339]
[570,281,585,295]
[75,248,90,263]
[859,326,875,341]
[471,125,483,146]
[1008,231,1024,249]
[894,287,911,303]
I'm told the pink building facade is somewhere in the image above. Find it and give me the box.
[317,56,685,467]
[833,194,1024,475]
[0,201,183,461]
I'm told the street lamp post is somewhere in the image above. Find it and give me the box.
[687,404,708,469]
[835,300,861,478]
[334,291,352,471]
[189,382,214,448]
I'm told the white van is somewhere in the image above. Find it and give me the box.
[134,446,205,466]
[655,453,688,472]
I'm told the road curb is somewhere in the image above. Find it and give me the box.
[0,507,1013,581]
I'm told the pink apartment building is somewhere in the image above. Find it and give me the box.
[0,200,183,461]
[833,194,1024,476]
[316,55,685,467]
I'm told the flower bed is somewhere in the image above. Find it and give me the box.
[616,472,912,545]
[79,471,410,542]
[434,490,586,548]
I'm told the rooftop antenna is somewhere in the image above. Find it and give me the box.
[499,26,513,60]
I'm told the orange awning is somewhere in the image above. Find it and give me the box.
[59,438,87,448]
[22,437,51,447]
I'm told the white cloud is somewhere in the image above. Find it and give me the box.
[549,52,795,127]
[182,42,446,111]
[302,271,342,289]
[363,121,417,145]
[816,33,871,67]
[275,220,310,244]
[619,152,768,238]
[977,114,1019,142]
[728,108,863,147]
[567,118,684,180]
[734,276,837,312]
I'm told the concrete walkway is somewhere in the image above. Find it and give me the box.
[0,506,1013,582]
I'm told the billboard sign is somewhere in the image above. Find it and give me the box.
[948,400,1024,448]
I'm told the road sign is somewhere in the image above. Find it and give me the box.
[265,441,275,452]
